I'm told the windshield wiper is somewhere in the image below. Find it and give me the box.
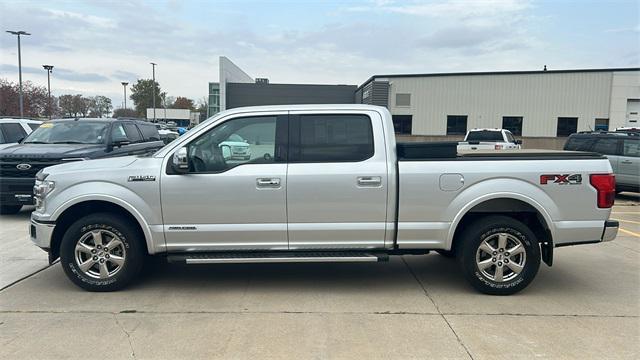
[23,141,49,144]
[52,141,87,144]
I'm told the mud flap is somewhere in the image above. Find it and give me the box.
[541,240,553,266]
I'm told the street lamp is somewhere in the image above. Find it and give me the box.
[42,65,53,120]
[6,30,31,118]
[121,82,129,110]
[150,62,157,122]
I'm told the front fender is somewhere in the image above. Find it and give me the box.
[444,178,557,249]
[47,181,163,254]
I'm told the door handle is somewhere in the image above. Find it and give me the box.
[620,160,633,164]
[256,178,281,187]
[357,176,382,187]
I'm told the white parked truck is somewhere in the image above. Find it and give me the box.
[457,128,522,151]
[30,105,618,294]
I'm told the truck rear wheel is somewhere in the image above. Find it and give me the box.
[458,216,540,295]
[59,213,144,291]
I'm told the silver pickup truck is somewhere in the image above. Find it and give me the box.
[30,105,618,295]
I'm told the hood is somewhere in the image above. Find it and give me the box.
[0,143,105,159]
[45,156,138,175]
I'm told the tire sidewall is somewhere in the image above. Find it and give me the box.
[60,214,143,291]
[461,217,541,295]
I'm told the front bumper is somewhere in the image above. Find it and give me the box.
[30,215,55,250]
[601,220,618,242]
[0,177,36,205]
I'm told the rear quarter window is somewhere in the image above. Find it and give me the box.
[564,136,594,151]
[138,124,161,141]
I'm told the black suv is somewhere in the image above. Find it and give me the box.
[0,118,164,214]
[564,131,639,193]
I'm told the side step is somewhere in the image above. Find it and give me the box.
[167,251,388,264]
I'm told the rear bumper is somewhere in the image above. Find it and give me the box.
[601,220,618,242]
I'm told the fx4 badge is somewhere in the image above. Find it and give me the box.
[540,174,582,185]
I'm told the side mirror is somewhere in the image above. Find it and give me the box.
[515,139,523,145]
[172,147,189,173]
[220,144,231,160]
[111,139,131,148]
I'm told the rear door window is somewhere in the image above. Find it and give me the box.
[622,139,639,157]
[291,114,374,162]
[592,138,619,155]
[123,123,143,143]
[0,123,27,143]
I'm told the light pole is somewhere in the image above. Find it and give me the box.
[121,82,128,110]
[6,30,31,118]
[150,62,157,122]
[42,65,53,120]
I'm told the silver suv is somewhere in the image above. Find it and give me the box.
[564,131,639,193]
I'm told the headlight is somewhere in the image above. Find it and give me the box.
[33,179,55,210]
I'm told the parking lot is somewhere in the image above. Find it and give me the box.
[0,196,638,359]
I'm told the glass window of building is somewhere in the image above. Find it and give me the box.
[447,115,468,135]
[502,116,523,136]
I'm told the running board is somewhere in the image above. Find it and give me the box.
[167,251,388,264]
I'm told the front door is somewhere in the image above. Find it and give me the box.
[161,113,289,251]
[286,111,388,249]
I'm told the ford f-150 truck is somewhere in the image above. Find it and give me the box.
[29,105,618,295]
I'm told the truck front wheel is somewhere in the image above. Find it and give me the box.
[458,216,541,295]
[59,213,144,291]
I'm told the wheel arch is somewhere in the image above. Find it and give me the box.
[447,193,555,266]
[49,197,156,262]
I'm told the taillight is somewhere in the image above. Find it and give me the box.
[590,174,615,208]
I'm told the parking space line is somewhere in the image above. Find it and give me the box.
[618,228,640,238]
[612,218,640,225]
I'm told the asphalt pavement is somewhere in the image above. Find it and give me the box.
[0,196,638,359]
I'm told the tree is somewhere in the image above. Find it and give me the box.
[112,108,138,118]
[171,96,194,110]
[129,79,164,116]
[58,94,76,117]
[0,78,50,118]
[195,96,208,122]
[89,96,113,117]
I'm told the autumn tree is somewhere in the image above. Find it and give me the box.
[0,78,50,118]
[171,96,195,110]
[130,79,165,116]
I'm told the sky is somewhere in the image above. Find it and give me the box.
[0,0,638,108]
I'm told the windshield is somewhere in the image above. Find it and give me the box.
[23,121,110,144]
[466,130,504,142]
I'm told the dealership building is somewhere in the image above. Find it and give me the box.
[208,58,639,147]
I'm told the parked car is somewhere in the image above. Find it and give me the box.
[457,128,522,151]
[219,133,252,160]
[30,105,617,295]
[0,118,42,150]
[0,118,164,214]
[158,128,180,144]
[564,131,639,193]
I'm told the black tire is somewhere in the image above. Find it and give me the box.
[60,213,145,291]
[0,205,22,215]
[435,249,456,258]
[458,215,541,295]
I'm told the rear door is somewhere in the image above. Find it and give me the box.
[286,110,388,249]
[618,138,640,188]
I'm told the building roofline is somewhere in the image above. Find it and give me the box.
[227,82,357,87]
[356,67,640,91]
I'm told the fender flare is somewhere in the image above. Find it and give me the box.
[52,194,157,254]
[445,191,556,250]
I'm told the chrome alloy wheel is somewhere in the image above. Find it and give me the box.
[74,230,126,279]
[475,232,526,282]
